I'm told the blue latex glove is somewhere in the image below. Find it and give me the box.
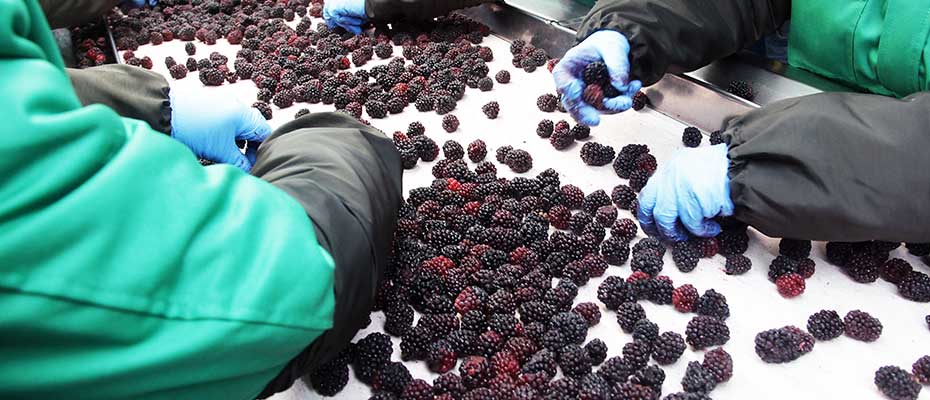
[323,0,367,35]
[553,30,642,127]
[123,0,157,7]
[637,144,735,242]
[170,86,272,172]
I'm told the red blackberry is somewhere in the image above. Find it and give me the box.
[583,84,605,108]
[702,347,733,383]
[775,273,805,298]
[913,356,930,384]
[199,67,225,86]
[537,94,559,112]
[806,310,845,341]
[632,91,649,111]
[874,366,921,400]
[727,80,754,101]
[547,205,571,230]
[579,142,615,166]
[455,286,489,315]
[754,326,815,363]
[682,127,702,148]
[549,129,575,150]
[845,310,883,342]
[709,130,725,145]
[460,356,493,389]
[185,42,196,55]
[615,302,646,332]
[672,284,699,313]
[482,101,500,119]
[496,70,511,84]
[252,101,272,120]
[881,259,913,284]
[505,150,533,173]
[572,302,601,327]
[653,331,686,365]
[442,115,460,132]
[686,315,730,349]
[898,271,930,302]
[779,239,812,259]
[168,64,188,79]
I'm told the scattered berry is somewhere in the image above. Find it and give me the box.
[505,149,533,173]
[724,254,752,275]
[754,326,815,363]
[579,142,615,166]
[686,315,730,349]
[482,101,500,119]
[495,70,511,84]
[702,347,733,383]
[537,94,558,112]
[806,310,845,341]
[775,273,806,298]
[913,356,930,384]
[682,127,702,148]
[874,366,921,400]
[442,115,460,132]
[672,284,699,313]
[681,361,716,394]
[652,331,686,365]
[845,310,883,342]
[727,80,754,101]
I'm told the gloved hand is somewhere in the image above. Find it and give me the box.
[170,85,272,172]
[637,144,735,242]
[123,0,157,7]
[323,0,367,35]
[553,30,642,127]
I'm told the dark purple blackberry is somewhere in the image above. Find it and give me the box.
[686,316,730,349]
[495,145,514,164]
[844,310,883,342]
[628,169,650,192]
[632,319,660,345]
[506,149,533,173]
[582,84,605,108]
[482,101,499,119]
[672,241,700,273]
[199,67,225,86]
[875,366,921,400]
[632,91,649,110]
[881,258,914,284]
[898,271,930,302]
[400,379,433,400]
[631,250,664,277]
[597,277,632,311]
[435,96,457,115]
[709,130,725,145]
[353,332,393,370]
[681,361,716,394]
[652,331,686,365]
[806,309,845,341]
[537,94,559,112]
[616,382,655,400]
[701,347,733,384]
[374,362,412,395]
[579,142,615,166]
[550,129,575,150]
[535,119,555,138]
[601,237,630,265]
[309,355,349,396]
[717,227,749,256]
[754,326,814,363]
[464,140,487,163]
[582,190,611,214]
[366,100,388,119]
[387,97,406,114]
[597,356,633,385]
[558,344,593,378]
[695,289,729,320]
[727,80,754,101]
[724,255,752,275]
[476,77,494,92]
[184,42,196,56]
[582,62,608,85]
[629,365,666,394]
[442,140,465,160]
[914,356,930,384]
[413,136,440,162]
[521,58,538,73]
[384,302,414,336]
[682,127,702,148]
[415,95,435,112]
[617,302,646,333]
[294,109,310,119]
[664,393,712,400]
[168,64,188,79]
[580,339,607,367]
[442,115,460,132]
[252,101,272,120]
[460,356,493,390]
[905,242,930,256]
[547,377,579,398]
[549,312,588,345]
[433,372,466,398]
[407,122,426,137]
[496,70,511,84]
[570,124,591,140]
[622,340,652,370]
[272,90,295,108]
[185,57,198,72]
[613,144,651,179]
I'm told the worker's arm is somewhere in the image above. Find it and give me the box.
[576,0,790,86]
[0,1,346,398]
[38,0,120,29]
[366,0,493,22]
[67,64,172,134]
[726,92,930,242]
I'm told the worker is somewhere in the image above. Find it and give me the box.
[323,0,495,34]
[554,0,930,243]
[0,2,401,400]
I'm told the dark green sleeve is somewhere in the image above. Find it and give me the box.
[365,0,494,22]
[38,0,121,29]
[576,0,790,86]
[725,92,930,243]
[67,64,173,134]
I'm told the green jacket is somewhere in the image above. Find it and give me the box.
[0,1,335,399]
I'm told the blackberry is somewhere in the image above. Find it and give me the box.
[595,205,617,226]
[617,383,655,400]
[709,130,725,145]
[702,347,733,383]
[582,190,611,214]
[632,319,660,345]
[185,42,196,55]
[597,356,633,385]
[581,340,608,367]
[550,312,588,345]
[384,302,414,336]
[601,236,630,265]
[407,122,426,137]
[496,70,511,84]
[460,356,493,389]
[664,393,712,400]
[672,284,699,313]
[491,350,521,377]
[415,95,435,112]
[478,77,494,92]
[442,115,460,132]
[613,144,651,179]
[682,127,702,148]
[168,64,188,79]
[442,140,465,160]
[495,145,514,164]
[252,102,272,120]
[414,136,440,162]
[631,250,664,277]
[580,142,615,166]
[636,153,658,175]
[309,353,350,396]
[387,97,406,114]
[898,271,930,302]
[547,377,579,398]
[597,276,632,311]
[681,361,716,394]
[550,129,575,150]
[435,96,457,115]
[881,258,913,284]
[582,62,609,85]
[775,273,806,298]
[536,119,554,138]
[914,356,930,384]
[582,84,605,108]
[672,241,701,273]
[845,310,883,342]
[272,90,295,108]
[185,57,198,72]
[727,80,754,101]
[522,349,558,377]
[754,326,814,363]
[199,68,225,86]
[622,340,652,370]
[572,302,601,327]
[537,94,559,112]
[724,255,752,275]
[455,286,489,315]
[630,365,666,393]
[558,184,585,210]
[482,101,499,119]
[686,316,730,349]
[558,344,593,378]
[375,43,393,59]
[610,300,647,333]
[653,331,686,365]
[779,239,812,259]
[695,289,729,320]
[374,362,412,395]
[401,379,433,400]
[632,91,649,110]
[806,310,845,341]
[628,169,650,192]
[506,150,533,173]
[768,255,799,281]
[717,227,749,256]
[366,100,388,119]
[570,124,591,140]
[875,366,921,400]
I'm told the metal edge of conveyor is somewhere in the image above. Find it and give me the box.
[105,17,122,65]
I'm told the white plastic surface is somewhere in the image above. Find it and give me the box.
[122,16,929,400]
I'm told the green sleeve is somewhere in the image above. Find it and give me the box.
[67,64,173,134]
[0,1,334,399]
